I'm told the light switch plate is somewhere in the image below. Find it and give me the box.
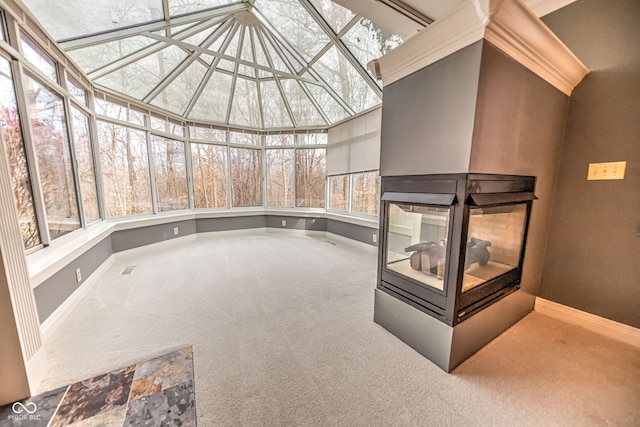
[587,161,626,180]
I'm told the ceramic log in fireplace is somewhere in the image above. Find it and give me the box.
[374,174,537,371]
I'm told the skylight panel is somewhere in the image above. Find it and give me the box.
[67,36,157,75]
[308,0,356,34]
[261,81,294,129]
[254,0,330,62]
[229,78,261,128]
[311,46,379,114]
[303,82,349,124]
[182,27,217,47]
[280,79,327,127]
[151,62,208,114]
[23,0,164,41]
[342,18,402,76]
[168,0,237,17]
[188,72,233,123]
[95,45,188,100]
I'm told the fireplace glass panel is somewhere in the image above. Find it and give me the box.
[386,203,451,291]
[462,203,527,292]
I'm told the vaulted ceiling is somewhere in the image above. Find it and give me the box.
[22,0,412,130]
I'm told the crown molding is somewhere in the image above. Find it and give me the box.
[369,0,588,95]
[526,0,577,17]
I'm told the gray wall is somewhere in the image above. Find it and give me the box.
[379,42,482,176]
[469,42,570,298]
[327,219,377,246]
[35,215,377,324]
[111,220,196,253]
[539,0,640,327]
[34,237,112,323]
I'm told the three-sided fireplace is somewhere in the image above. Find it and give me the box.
[375,173,537,370]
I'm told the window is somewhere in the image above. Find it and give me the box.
[266,149,294,207]
[189,126,225,142]
[151,136,188,211]
[70,107,100,223]
[329,174,349,212]
[191,143,229,209]
[97,121,152,217]
[94,98,145,126]
[66,75,87,106]
[296,148,325,208]
[0,57,41,249]
[299,133,327,145]
[265,134,294,146]
[19,33,58,82]
[23,74,81,239]
[151,116,184,137]
[352,170,379,216]
[230,147,261,207]
[229,131,260,146]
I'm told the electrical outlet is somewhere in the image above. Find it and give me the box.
[173,227,179,235]
[75,268,82,283]
[281,219,286,227]
[372,234,377,243]
[587,161,626,180]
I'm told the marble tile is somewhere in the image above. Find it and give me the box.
[0,386,67,427]
[123,380,195,427]
[50,365,135,427]
[64,405,127,427]
[129,347,193,402]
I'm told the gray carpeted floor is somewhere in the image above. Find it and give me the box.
[38,231,640,426]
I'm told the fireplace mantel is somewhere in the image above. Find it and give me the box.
[368,0,588,95]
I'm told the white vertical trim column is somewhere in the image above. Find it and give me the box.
[0,115,47,403]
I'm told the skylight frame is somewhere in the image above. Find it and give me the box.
[23,0,402,131]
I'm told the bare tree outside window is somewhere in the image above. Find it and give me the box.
[230,147,262,207]
[266,148,294,207]
[296,148,325,208]
[192,143,229,208]
[70,107,100,223]
[352,170,379,216]
[97,120,152,217]
[152,136,188,211]
[0,58,41,249]
[23,74,81,240]
[329,174,348,211]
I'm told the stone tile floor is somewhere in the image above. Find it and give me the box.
[0,347,195,427]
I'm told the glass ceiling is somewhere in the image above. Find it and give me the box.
[22,0,402,130]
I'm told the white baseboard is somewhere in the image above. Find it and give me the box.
[40,255,115,343]
[535,298,640,348]
[326,232,378,253]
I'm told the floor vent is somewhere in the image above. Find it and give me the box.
[326,240,337,245]
[121,266,136,275]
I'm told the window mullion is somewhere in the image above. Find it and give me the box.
[87,93,107,221]
[13,60,50,245]
[185,132,195,210]
[62,92,86,228]
[145,117,159,214]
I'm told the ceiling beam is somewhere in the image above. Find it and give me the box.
[299,0,382,97]
[88,18,223,79]
[144,31,321,86]
[252,7,354,116]
[59,3,248,50]
[143,19,235,103]
[184,23,241,117]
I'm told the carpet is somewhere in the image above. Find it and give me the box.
[0,347,195,427]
